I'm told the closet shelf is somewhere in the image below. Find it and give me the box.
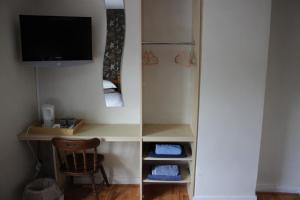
[143,124,195,142]
[143,167,191,184]
[143,143,193,161]
[143,154,193,161]
[142,41,195,46]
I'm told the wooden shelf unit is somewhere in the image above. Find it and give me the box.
[140,0,201,199]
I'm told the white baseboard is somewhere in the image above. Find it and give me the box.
[193,195,257,200]
[256,184,300,194]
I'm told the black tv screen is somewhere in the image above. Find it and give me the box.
[20,15,92,61]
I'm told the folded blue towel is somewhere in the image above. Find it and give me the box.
[148,150,187,158]
[155,144,182,155]
[147,174,182,181]
[148,165,182,181]
[151,165,179,176]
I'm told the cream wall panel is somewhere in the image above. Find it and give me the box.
[142,0,193,43]
[0,0,37,199]
[195,0,271,198]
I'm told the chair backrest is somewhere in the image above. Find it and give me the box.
[52,138,100,175]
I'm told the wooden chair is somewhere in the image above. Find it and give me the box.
[52,138,110,200]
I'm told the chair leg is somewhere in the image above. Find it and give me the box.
[99,164,110,187]
[89,172,98,200]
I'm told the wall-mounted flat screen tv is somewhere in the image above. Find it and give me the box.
[20,15,92,61]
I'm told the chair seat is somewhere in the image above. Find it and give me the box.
[62,153,104,175]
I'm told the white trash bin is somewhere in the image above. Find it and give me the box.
[23,178,63,200]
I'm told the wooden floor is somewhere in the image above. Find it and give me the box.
[65,184,140,200]
[65,184,188,200]
[65,184,300,200]
[257,192,300,200]
[143,184,189,200]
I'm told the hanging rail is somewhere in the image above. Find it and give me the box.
[142,41,195,46]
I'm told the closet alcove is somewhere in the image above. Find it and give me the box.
[140,0,201,199]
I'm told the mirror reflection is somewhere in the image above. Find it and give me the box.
[103,0,125,107]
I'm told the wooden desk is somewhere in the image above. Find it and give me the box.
[18,123,195,200]
[18,124,141,142]
[18,124,141,188]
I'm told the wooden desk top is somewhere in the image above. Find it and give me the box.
[18,124,141,142]
[18,123,196,142]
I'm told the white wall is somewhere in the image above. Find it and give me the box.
[0,0,37,199]
[20,0,141,184]
[36,0,141,124]
[257,0,300,193]
[194,0,271,199]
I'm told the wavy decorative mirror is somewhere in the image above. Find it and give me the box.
[103,0,125,107]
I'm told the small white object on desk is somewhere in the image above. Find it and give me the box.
[42,104,55,128]
[52,124,61,128]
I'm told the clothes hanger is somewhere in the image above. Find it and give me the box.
[142,50,159,65]
[174,48,196,67]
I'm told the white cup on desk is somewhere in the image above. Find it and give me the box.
[42,104,55,128]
